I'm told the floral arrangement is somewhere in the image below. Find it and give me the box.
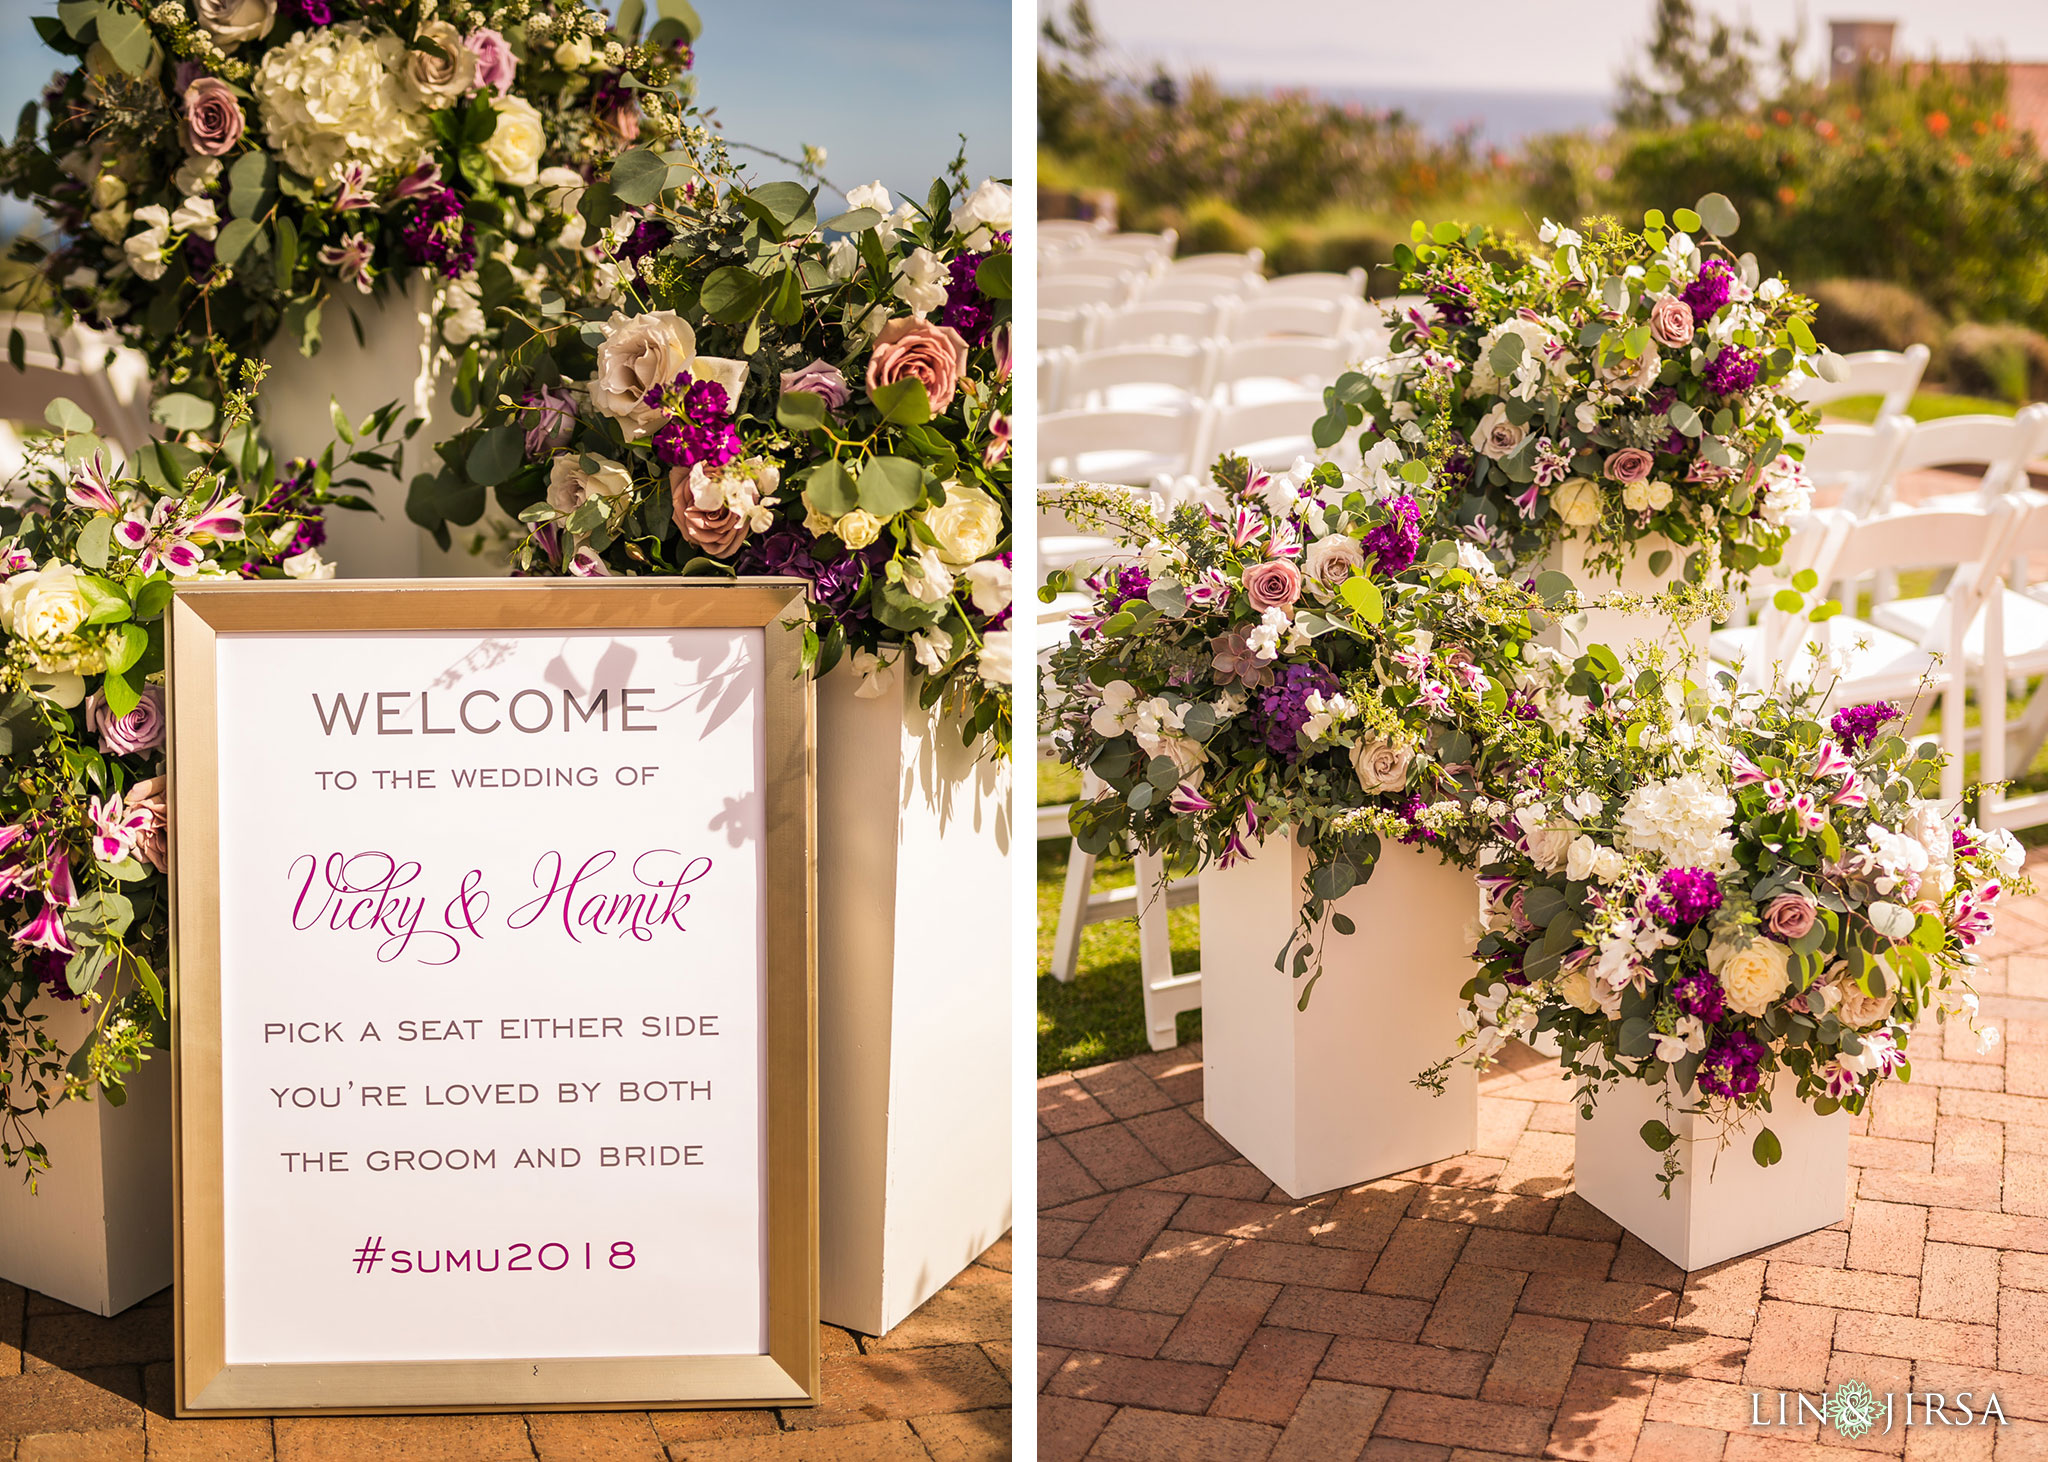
[1319,196,1836,580]
[2,0,703,399]
[0,359,401,1178]
[1041,449,1556,992]
[1449,648,2020,1185]
[405,148,1015,750]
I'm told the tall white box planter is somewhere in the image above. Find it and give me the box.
[260,280,492,580]
[1199,836,1478,1200]
[0,999,171,1315]
[1573,1071,1849,1271]
[815,670,1012,1335]
[1540,535,1711,661]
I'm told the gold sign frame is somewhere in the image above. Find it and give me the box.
[167,579,818,1415]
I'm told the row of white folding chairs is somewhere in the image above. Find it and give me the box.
[1041,267,1367,315]
[1040,226,1181,269]
[1040,335,1364,415]
[1039,397,1346,489]
[1041,240,1261,282]
[1789,344,1930,425]
[1040,295,1393,356]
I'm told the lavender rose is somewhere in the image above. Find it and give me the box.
[1604,447,1656,484]
[781,359,851,413]
[1242,559,1302,612]
[866,317,969,415]
[669,466,748,557]
[522,385,577,458]
[85,686,165,756]
[1764,893,1818,939]
[1648,294,1696,349]
[180,76,244,157]
[464,28,516,94]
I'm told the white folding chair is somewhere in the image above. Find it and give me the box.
[1042,248,1153,282]
[1800,415,1911,517]
[0,314,152,455]
[1135,272,1261,307]
[1039,308,1094,352]
[1210,337,1354,406]
[1041,219,1107,252]
[1199,395,1324,472]
[1040,406,1207,486]
[1089,301,1225,350]
[1788,345,1930,423]
[1041,275,1132,312]
[1714,502,2019,803]
[1258,269,1366,302]
[1058,342,1218,413]
[1881,407,2048,514]
[1168,249,1264,275]
[1094,230,1179,265]
[1037,349,1072,421]
[1224,295,1358,341]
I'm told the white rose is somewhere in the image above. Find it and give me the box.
[1868,901,1917,941]
[1645,480,1673,510]
[1710,937,1792,1018]
[921,482,1003,567]
[546,453,632,513]
[834,509,883,550]
[1552,478,1603,529]
[195,0,274,45]
[592,310,697,433]
[1622,480,1652,512]
[1351,738,1413,794]
[893,247,950,317]
[554,37,594,70]
[1565,835,1603,883]
[282,548,336,580]
[961,559,1012,617]
[536,165,587,214]
[481,94,545,186]
[1591,847,1627,883]
[0,564,89,643]
[976,630,1012,687]
[26,671,86,707]
[949,177,1011,249]
[1555,965,1602,1014]
[1515,805,1573,872]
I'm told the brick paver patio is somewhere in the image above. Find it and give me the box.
[0,1236,1010,1460]
[1038,856,2048,1459]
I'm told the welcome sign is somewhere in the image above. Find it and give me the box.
[167,580,816,1414]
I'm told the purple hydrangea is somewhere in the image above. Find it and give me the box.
[1695,1029,1767,1099]
[739,530,882,616]
[1830,701,1898,750]
[1680,258,1736,321]
[1704,346,1760,396]
[1651,866,1723,925]
[648,375,742,473]
[399,187,476,279]
[1250,662,1337,761]
[1361,494,1421,575]
[1669,969,1727,1022]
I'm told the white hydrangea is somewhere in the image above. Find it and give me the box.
[1617,772,1735,868]
[252,24,430,188]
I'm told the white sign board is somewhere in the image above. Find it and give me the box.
[172,583,816,1413]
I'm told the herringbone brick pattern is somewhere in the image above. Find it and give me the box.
[1038,861,2048,1459]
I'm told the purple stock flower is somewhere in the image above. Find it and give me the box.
[648,375,741,473]
[1652,867,1723,925]
[1091,563,1151,613]
[1695,1030,1767,1099]
[1361,494,1421,574]
[1250,662,1337,761]
[398,187,476,279]
[289,0,332,22]
[1395,792,1442,846]
[1669,969,1728,1022]
[937,246,1005,346]
[1830,701,1898,750]
[1704,346,1759,395]
[1424,272,1474,326]
[1680,258,1736,321]
[619,218,671,264]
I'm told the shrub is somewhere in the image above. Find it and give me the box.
[1178,198,1262,258]
[1807,279,1944,354]
[1939,322,2048,404]
[1307,224,1404,282]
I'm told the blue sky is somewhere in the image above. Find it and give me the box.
[0,1,1011,213]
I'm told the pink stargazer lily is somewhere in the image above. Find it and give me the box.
[114,487,244,575]
[16,898,71,954]
[1729,750,1769,786]
[1227,504,1266,551]
[1811,739,1855,780]
[67,453,121,515]
[88,793,150,864]
[1168,782,1213,815]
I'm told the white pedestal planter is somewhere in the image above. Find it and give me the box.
[1199,836,1478,1200]
[816,670,1012,1335]
[0,999,171,1315]
[1539,534,1711,662]
[259,279,485,580]
[1573,1071,1849,1271]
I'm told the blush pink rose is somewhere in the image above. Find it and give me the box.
[780,359,851,413]
[1648,294,1696,349]
[464,28,517,94]
[866,317,970,414]
[1604,447,1656,483]
[85,686,164,756]
[669,467,748,557]
[1242,559,1301,611]
[180,76,244,157]
[126,776,168,873]
[1764,894,1818,939]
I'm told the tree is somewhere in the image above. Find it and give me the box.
[1615,0,1806,129]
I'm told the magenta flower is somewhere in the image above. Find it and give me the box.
[46,848,76,907]
[67,454,121,515]
[318,232,375,294]
[1169,783,1213,815]
[114,487,244,575]
[17,899,72,955]
[88,792,151,864]
[334,163,377,212]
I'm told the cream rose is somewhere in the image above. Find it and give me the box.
[0,563,90,645]
[1472,402,1527,459]
[1351,737,1412,794]
[546,453,632,513]
[1710,936,1792,1018]
[481,94,546,186]
[1834,971,1898,1029]
[1549,478,1602,529]
[592,311,696,433]
[834,509,883,550]
[1303,533,1364,591]
[195,0,275,46]
[1555,964,1602,1014]
[921,481,1002,567]
[404,20,477,107]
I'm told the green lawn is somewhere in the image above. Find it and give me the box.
[1824,391,2018,423]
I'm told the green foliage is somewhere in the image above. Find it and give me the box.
[1806,278,1946,355]
[1940,322,2048,405]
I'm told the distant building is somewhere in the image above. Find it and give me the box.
[1829,16,2048,145]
